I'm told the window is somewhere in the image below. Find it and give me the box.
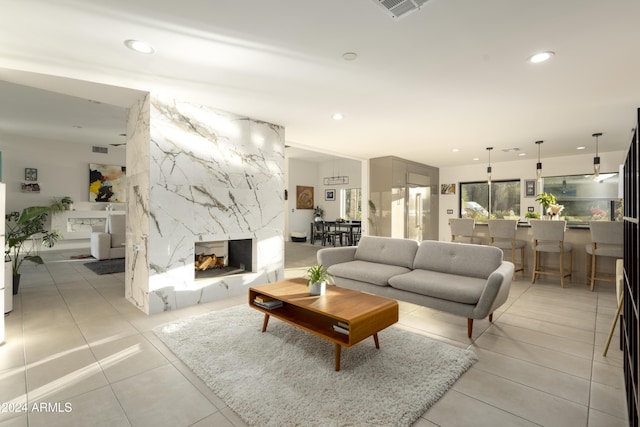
[340,188,362,220]
[543,173,622,224]
[459,180,521,222]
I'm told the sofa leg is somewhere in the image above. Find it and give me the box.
[489,313,493,322]
[467,318,473,338]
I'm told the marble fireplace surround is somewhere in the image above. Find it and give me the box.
[125,94,285,314]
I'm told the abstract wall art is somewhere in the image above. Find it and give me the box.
[296,185,314,209]
[89,163,126,202]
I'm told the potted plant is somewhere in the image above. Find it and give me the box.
[535,192,556,217]
[305,264,333,296]
[61,196,74,210]
[5,206,62,294]
[49,196,74,214]
[313,205,324,222]
[525,211,541,223]
[368,200,378,236]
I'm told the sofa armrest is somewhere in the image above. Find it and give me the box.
[90,232,112,260]
[317,246,358,268]
[473,261,515,318]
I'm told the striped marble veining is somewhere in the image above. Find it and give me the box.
[127,94,284,314]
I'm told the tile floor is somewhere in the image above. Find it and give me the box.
[0,248,629,426]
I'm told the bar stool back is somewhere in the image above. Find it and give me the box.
[530,220,573,287]
[449,218,482,244]
[488,219,526,278]
[586,221,623,291]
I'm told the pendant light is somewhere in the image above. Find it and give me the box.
[486,147,493,185]
[592,132,602,178]
[535,140,543,181]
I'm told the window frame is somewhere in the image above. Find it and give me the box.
[458,179,522,222]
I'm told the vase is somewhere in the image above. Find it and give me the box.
[309,281,326,296]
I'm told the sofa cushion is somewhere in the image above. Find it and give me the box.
[354,236,418,269]
[413,240,502,279]
[388,269,486,304]
[327,260,411,287]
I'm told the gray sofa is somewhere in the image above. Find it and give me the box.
[317,235,514,338]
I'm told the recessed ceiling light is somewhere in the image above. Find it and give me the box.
[576,146,586,150]
[528,51,554,63]
[518,153,527,156]
[342,52,358,61]
[472,157,480,161]
[452,148,459,152]
[124,39,155,54]
[332,113,344,120]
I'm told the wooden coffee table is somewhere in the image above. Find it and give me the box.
[249,278,399,371]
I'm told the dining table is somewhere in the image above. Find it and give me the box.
[310,221,361,246]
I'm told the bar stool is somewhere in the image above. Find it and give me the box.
[488,219,526,278]
[449,218,482,244]
[531,220,573,288]
[585,221,623,291]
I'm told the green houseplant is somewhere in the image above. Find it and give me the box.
[368,200,378,236]
[5,206,62,294]
[49,196,74,214]
[535,192,556,212]
[305,264,333,296]
[313,205,324,222]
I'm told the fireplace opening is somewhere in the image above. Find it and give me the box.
[194,239,253,280]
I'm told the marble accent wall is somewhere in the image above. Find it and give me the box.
[126,94,151,312]
[128,94,285,314]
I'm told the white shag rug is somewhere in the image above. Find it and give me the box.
[153,305,476,427]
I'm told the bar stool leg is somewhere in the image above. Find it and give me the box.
[590,252,597,292]
[560,249,565,288]
[532,248,538,283]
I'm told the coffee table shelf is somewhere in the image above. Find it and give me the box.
[249,278,398,370]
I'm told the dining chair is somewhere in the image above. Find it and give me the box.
[313,221,331,246]
[349,222,362,246]
[530,220,573,287]
[317,221,343,246]
[586,221,623,291]
[449,218,482,244]
[488,219,526,278]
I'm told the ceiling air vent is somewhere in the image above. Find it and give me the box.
[372,0,430,20]
[92,146,108,154]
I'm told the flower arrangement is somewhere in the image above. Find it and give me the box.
[547,203,565,218]
[590,207,609,221]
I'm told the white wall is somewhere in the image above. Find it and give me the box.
[316,158,362,221]
[286,158,318,238]
[438,150,627,240]
[0,132,126,248]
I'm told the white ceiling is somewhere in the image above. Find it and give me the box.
[1,0,639,167]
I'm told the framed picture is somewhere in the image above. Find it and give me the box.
[21,182,40,193]
[441,184,456,195]
[525,179,536,197]
[89,163,127,202]
[25,167,38,181]
[325,189,336,201]
[296,185,314,209]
